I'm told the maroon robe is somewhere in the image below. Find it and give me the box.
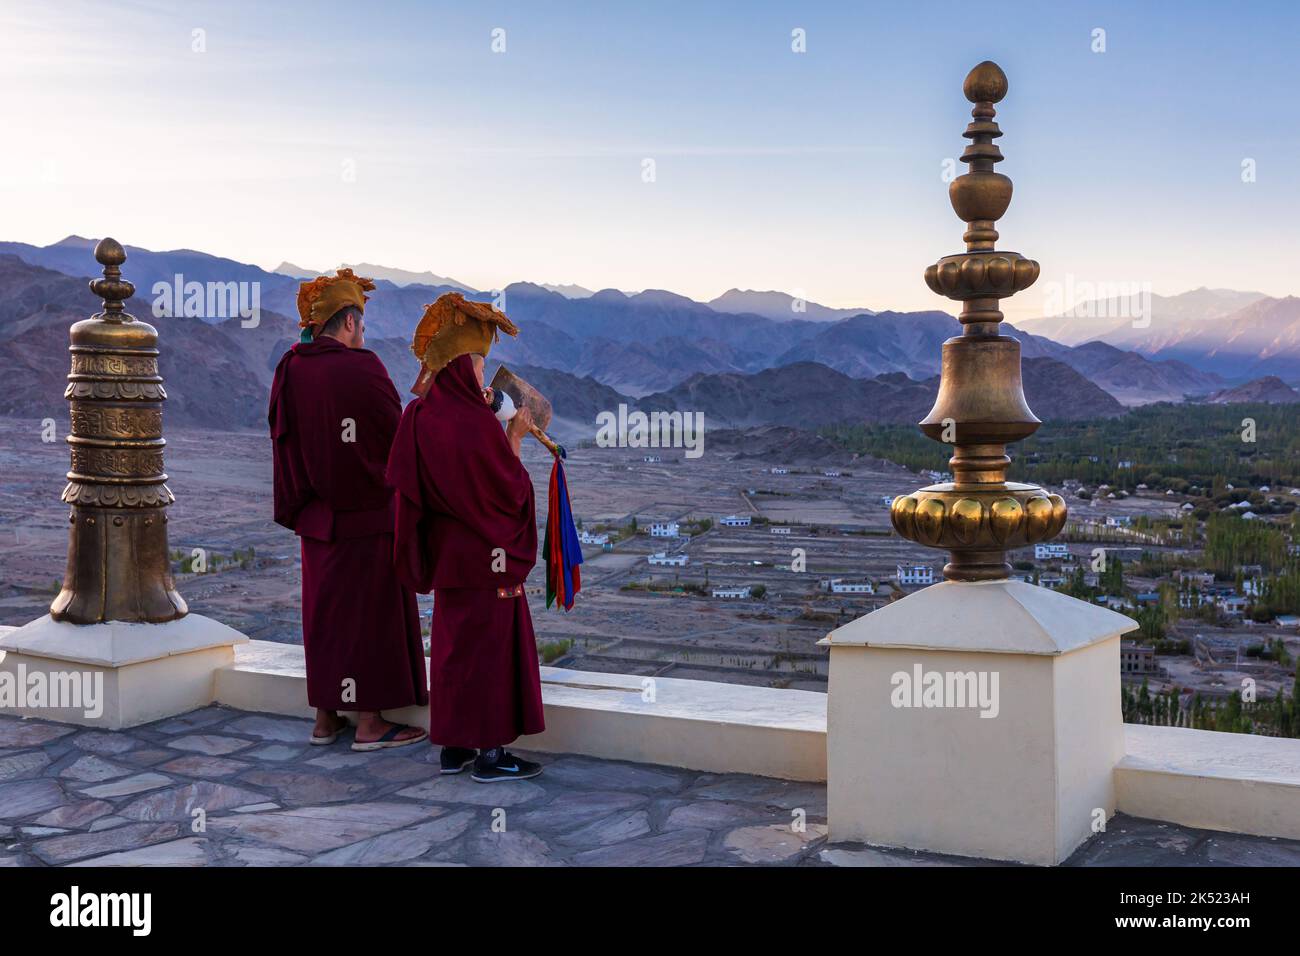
[268,336,428,712]
[386,354,544,748]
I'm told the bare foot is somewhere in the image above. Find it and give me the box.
[312,710,348,739]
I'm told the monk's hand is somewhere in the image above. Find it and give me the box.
[481,386,494,406]
[505,405,532,456]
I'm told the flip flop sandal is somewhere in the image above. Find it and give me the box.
[309,719,350,746]
[351,724,428,752]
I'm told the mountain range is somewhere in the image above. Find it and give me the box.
[274,261,475,293]
[0,250,1122,437]
[1016,287,1300,381]
[0,237,1294,439]
[705,289,876,323]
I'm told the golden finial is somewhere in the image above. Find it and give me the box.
[90,237,135,322]
[892,62,1066,582]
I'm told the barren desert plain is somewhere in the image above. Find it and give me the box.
[2,415,1295,699]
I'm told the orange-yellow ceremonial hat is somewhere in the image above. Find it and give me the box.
[296,268,376,339]
[410,292,519,395]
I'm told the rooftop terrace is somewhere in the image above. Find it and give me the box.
[3,709,1299,868]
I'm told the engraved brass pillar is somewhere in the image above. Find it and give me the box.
[890,62,1067,582]
[51,238,187,623]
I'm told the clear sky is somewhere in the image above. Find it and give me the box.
[2,0,1296,321]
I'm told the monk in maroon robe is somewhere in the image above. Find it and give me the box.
[387,293,545,782]
[269,269,428,750]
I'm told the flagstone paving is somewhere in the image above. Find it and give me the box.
[1,708,1299,867]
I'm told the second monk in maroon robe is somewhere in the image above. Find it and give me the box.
[386,353,545,749]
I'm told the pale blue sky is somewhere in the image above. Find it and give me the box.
[2,0,1296,320]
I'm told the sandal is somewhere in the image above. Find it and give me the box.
[309,717,350,746]
[351,723,428,752]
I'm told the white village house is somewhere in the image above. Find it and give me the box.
[1217,594,1249,616]
[826,579,875,595]
[647,552,688,567]
[1034,543,1069,560]
[720,514,751,527]
[711,586,751,599]
[649,521,679,538]
[895,564,934,587]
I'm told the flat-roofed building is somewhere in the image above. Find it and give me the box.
[712,586,751,599]
[828,579,875,595]
[1120,641,1157,674]
[896,564,934,587]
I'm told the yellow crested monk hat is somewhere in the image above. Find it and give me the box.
[409,292,519,396]
[296,268,376,342]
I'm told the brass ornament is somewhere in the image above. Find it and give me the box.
[892,62,1068,582]
[50,238,187,623]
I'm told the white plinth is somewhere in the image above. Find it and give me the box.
[0,614,248,729]
[822,579,1138,865]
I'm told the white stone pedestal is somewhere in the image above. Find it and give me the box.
[0,614,248,729]
[822,579,1137,865]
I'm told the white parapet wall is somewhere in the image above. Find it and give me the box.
[1117,723,1300,841]
[214,640,828,782]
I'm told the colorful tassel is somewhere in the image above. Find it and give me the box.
[544,456,583,610]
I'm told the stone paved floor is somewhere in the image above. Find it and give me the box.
[2,708,1298,867]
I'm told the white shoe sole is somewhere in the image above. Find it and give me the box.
[471,768,543,783]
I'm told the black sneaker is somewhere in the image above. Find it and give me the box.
[439,746,477,775]
[471,748,543,783]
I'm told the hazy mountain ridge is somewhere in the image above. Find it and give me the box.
[1172,296,1300,379]
[1053,341,1223,404]
[1016,287,1267,345]
[0,256,277,429]
[1017,287,1298,382]
[0,239,1272,428]
[1205,376,1300,405]
[707,288,875,323]
[0,238,470,343]
[539,283,594,299]
[0,254,1121,438]
[635,357,1123,429]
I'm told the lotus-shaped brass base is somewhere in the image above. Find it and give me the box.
[891,483,1068,582]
